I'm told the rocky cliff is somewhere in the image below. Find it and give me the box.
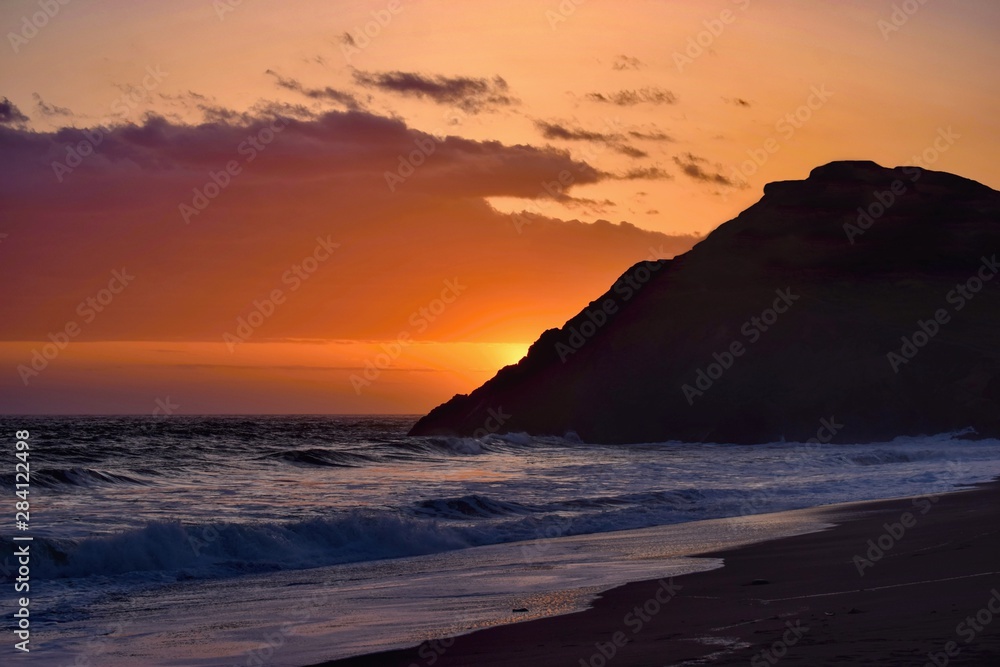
[410,161,1000,443]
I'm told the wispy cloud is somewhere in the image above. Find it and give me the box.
[617,166,673,180]
[628,129,674,142]
[535,120,648,158]
[613,144,648,158]
[611,55,644,71]
[536,120,609,142]
[352,70,518,113]
[673,152,735,186]
[32,93,72,117]
[585,87,677,106]
[266,70,362,110]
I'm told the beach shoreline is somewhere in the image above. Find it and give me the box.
[314,479,1000,666]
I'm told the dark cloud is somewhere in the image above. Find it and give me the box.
[673,152,735,186]
[340,32,356,46]
[611,55,644,71]
[266,70,361,110]
[535,121,610,142]
[628,129,674,142]
[32,93,72,117]
[159,91,318,124]
[0,108,699,345]
[617,167,672,180]
[612,144,648,158]
[0,108,607,213]
[585,87,677,106]
[535,120,647,159]
[305,54,329,67]
[352,70,518,113]
[560,196,617,212]
[0,98,29,126]
[724,97,752,107]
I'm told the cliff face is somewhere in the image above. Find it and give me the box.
[410,161,1000,444]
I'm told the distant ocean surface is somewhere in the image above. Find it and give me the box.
[4,415,1000,666]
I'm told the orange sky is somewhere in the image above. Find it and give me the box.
[1,0,998,414]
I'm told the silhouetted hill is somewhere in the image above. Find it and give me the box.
[410,161,1000,443]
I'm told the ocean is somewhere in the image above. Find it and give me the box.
[3,415,1000,665]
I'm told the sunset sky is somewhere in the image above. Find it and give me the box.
[2,0,998,414]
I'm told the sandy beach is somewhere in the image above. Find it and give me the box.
[317,480,1000,666]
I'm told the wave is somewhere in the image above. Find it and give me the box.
[8,512,477,581]
[7,467,157,490]
[843,449,947,466]
[257,448,375,467]
[411,494,540,519]
[7,490,710,582]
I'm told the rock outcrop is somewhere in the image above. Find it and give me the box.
[410,162,1000,443]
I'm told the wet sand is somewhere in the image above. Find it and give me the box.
[315,480,1000,666]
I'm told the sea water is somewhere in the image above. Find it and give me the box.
[2,415,998,665]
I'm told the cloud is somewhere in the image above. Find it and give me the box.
[725,97,752,107]
[0,98,29,126]
[0,108,699,347]
[535,120,610,142]
[535,120,647,159]
[672,152,735,186]
[266,70,361,110]
[617,166,672,180]
[628,129,674,142]
[585,87,677,106]
[612,144,648,158]
[352,70,518,113]
[0,109,703,347]
[611,55,644,71]
[32,93,73,117]
[159,91,318,124]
